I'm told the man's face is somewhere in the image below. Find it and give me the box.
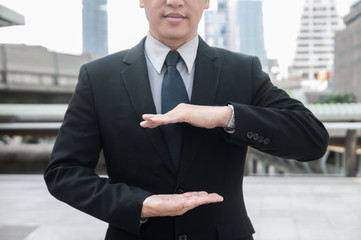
[140,0,209,48]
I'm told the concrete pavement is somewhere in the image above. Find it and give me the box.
[244,177,361,240]
[0,175,360,240]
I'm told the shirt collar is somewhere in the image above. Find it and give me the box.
[144,33,199,74]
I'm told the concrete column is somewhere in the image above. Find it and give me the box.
[345,130,357,177]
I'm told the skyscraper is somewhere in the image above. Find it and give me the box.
[204,0,232,49]
[231,0,268,71]
[291,0,344,81]
[204,0,268,72]
[334,0,361,100]
[82,0,108,57]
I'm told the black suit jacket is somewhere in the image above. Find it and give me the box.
[44,37,329,240]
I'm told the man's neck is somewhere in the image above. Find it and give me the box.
[149,32,198,50]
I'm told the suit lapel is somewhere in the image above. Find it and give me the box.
[176,38,222,186]
[121,39,177,176]
[190,38,221,106]
[121,38,222,182]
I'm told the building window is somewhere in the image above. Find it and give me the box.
[314,22,327,26]
[302,73,309,79]
[314,51,333,54]
[313,7,326,11]
[313,15,327,19]
[295,58,309,61]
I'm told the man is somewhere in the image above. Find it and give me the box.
[44,0,329,239]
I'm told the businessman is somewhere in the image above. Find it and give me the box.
[44,0,329,239]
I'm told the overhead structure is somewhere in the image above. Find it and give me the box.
[0,4,25,27]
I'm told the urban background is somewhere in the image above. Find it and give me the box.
[1,0,360,177]
[1,1,361,240]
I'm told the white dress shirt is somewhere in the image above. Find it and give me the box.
[144,33,198,114]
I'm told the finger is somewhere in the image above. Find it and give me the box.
[193,193,223,203]
[208,193,224,202]
[183,193,224,208]
[182,191,208,197]
[140,119,167,128]
[182,197,216,209]
[147,116,181,126]
[142,114,162,121]
[140,121,161,128]
[182,191,222,199]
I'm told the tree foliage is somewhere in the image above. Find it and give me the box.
[312,93,357,104]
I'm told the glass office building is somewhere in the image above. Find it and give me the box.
[82,0,108,57]
[232,0,268,72]
[204,0,232,49]
[205,0,268,72]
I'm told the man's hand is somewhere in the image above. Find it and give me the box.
[141,191,223,218]
[140,103,232,129]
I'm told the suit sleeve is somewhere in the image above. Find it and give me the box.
[225,56,329,161]
[44,65,151,236]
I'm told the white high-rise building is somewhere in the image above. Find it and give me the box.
[291,0,344,81]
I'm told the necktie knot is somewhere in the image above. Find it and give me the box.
[165,50,181,67]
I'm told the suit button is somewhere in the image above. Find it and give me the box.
[258,136,264,143]
[253,133,259,140]
[247,131,253,139]
[264,138,270,145]
[177,189,184,194]
[178,234,188,240]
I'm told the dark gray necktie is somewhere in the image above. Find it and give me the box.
[161,50,189,170]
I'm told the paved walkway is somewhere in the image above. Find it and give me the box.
[0,175,360,240]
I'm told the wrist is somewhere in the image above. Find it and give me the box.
[224,104,235,133]
[220,106,233,128]
[141,198,151,218]
[141,195,156,218]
